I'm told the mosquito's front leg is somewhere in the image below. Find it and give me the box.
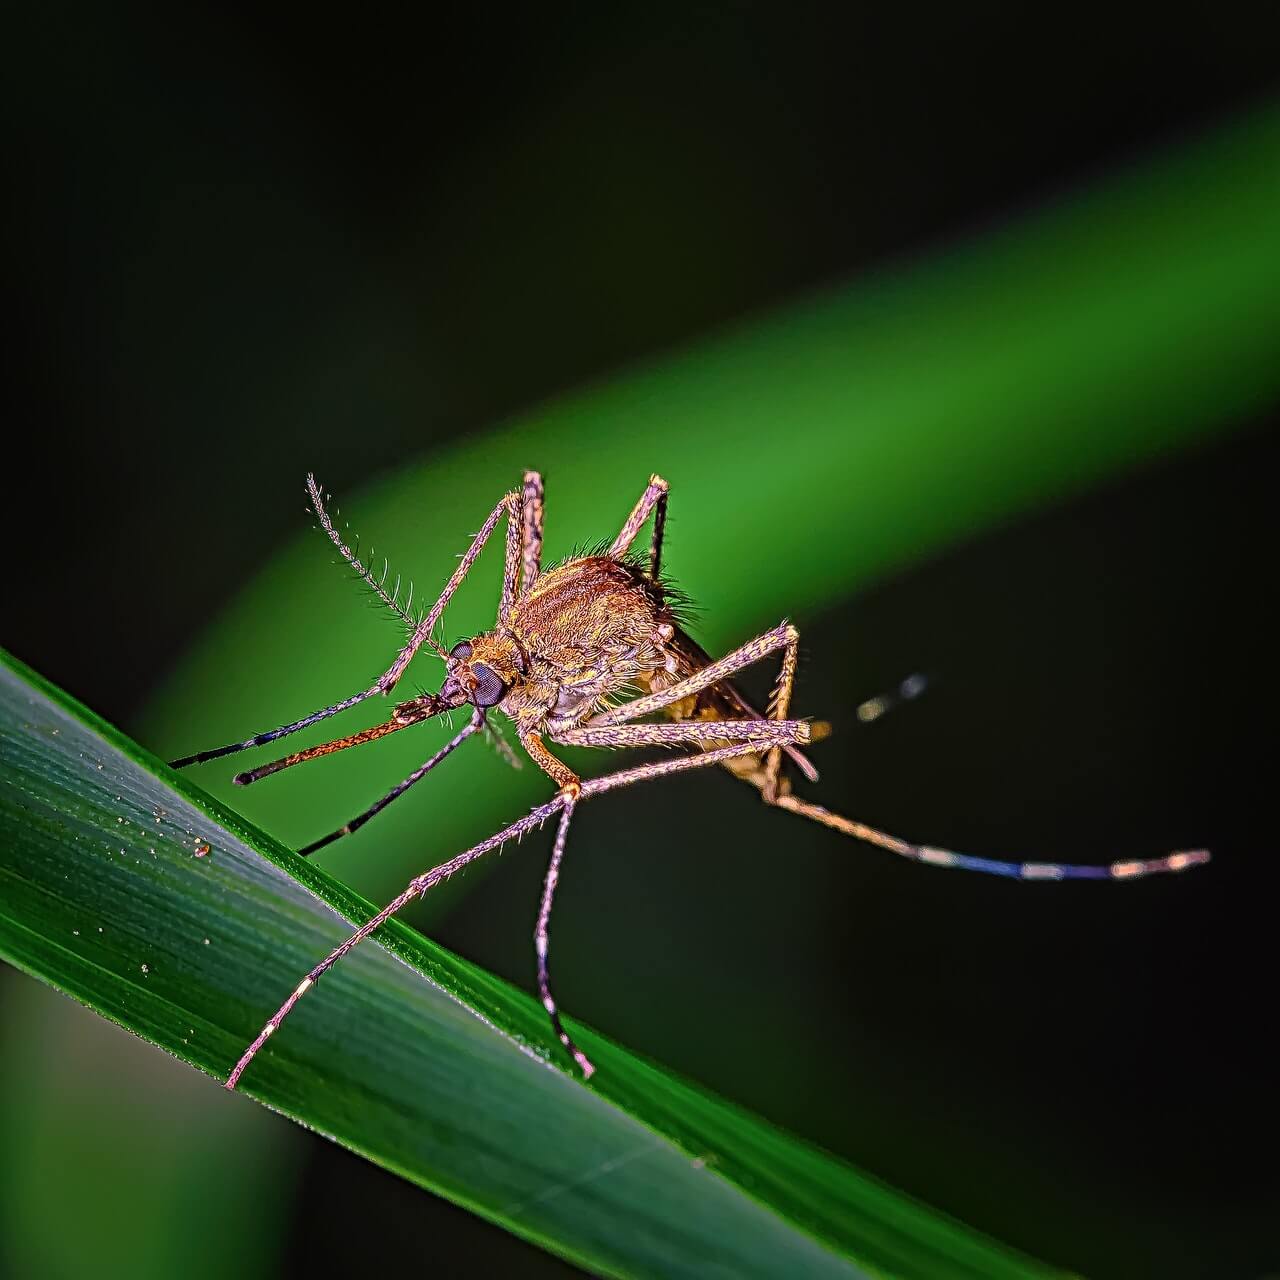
[382,487,523,694]
[520,730,582,799]
[171,686,375,769]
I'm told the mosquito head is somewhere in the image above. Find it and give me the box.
[439,633,526,711]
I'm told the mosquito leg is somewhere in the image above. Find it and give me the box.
[225,738,775,1090]
[380,488,522,693]
[647,481,669,580]
[173,486,520,768]
[553,718,810,751]
[498,485,525,628]
[609,474,669,578]
[759,622,801,802]
[226,797,571,1091]
[535,799,595,1077]
[586,620,820,786]
[520,730,582,798]
[169,688,378,769]
[233,708,431,786]
[770,793,1209,881]
[589,622,798,728]
[520,470,544,595]
[296,712,484,856]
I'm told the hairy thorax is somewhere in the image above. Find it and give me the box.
[500,556,675,731]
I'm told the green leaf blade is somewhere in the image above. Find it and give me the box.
[0,650,1062,1279]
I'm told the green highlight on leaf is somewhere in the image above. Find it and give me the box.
[0,649,1065,1279]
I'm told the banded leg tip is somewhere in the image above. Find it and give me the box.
[297,831,344,857]
[577,1054,597,1079]
[232,771,256,787]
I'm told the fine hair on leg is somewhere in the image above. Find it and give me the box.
[306,473,417,627]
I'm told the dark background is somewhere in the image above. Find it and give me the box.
[4,9,1277,1279]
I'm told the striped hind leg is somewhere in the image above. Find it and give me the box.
[712,676,1209,881]
[768,792,1209,880]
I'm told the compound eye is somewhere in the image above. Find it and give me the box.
[449,640,473,662]
[470,662,507,708]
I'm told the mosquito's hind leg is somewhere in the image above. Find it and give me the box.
[609,474,669,580]
[590,622,798,728]
[772,792,1209,880]
[553,718,809,751]
[719,622,1210,881]
[716,740,1209,881]
[758,623,800,801]
[593,616,1210,884]
[585,620,817,782]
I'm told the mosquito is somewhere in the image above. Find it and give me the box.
[172,470,1210,1089]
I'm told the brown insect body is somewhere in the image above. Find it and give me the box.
[481,554,675,732]
[440,552,818,790]
[171,468,1209,1090]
